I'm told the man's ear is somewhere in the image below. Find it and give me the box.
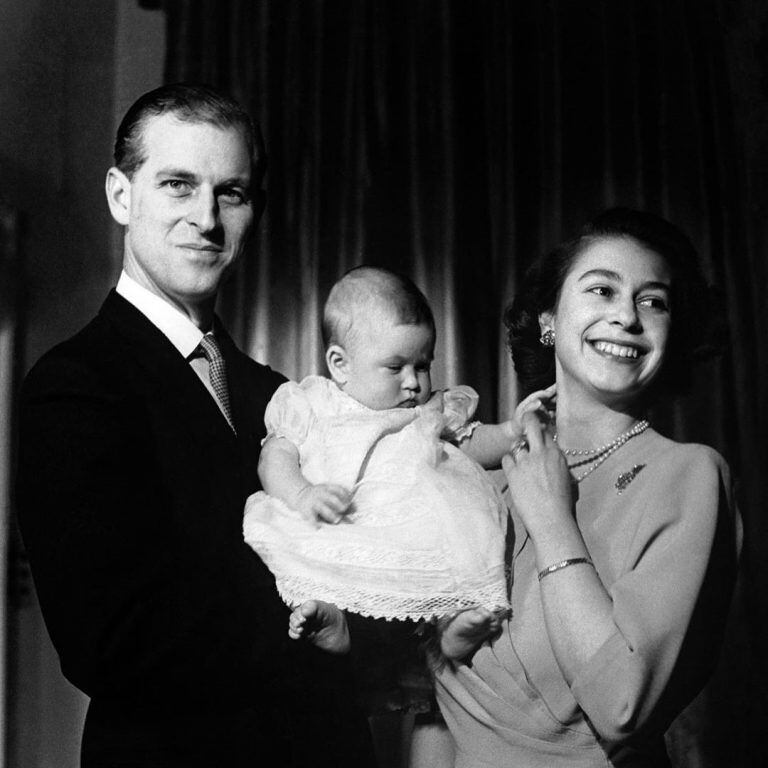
[105,167,131,226]
[325,344,350,385]
[538,310,555,334]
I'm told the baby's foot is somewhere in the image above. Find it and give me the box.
[288,600,350,654]
[439,607,503,662]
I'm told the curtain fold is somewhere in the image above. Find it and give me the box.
[0,202,22,766]
[162,1,767,763]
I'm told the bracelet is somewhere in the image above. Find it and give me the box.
[537,557,594,582]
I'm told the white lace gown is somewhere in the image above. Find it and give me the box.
[243,376,509,621]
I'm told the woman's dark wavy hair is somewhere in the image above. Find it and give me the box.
[504,208,719,399]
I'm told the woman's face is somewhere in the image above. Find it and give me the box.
[542,236,672,408]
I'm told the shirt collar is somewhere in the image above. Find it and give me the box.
[116,272,205,359]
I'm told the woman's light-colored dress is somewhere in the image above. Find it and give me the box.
[435,429,741,767]
[243,375,509,621]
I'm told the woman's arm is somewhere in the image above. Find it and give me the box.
[501,413,615,681]
[258,437,351,523]
[503,414,740,740]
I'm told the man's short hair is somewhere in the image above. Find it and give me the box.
[114,83,266,183]
[322,266,436,350]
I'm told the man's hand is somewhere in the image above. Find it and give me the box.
[288,600,351,654]
[296,484,352,524]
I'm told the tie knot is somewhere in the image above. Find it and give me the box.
[198,333,223,364]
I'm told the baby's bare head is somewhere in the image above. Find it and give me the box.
[322,266,435,354]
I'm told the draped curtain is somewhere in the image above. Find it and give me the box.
[0,202,22,764]
[160,0,767,763]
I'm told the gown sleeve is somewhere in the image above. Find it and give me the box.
[569,444,741,742]
[263,380,316,447]
[440,385,480,442]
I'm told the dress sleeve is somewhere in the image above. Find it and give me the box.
[569,446,741,742]
[263,380,315,446]
[441,385,480,441]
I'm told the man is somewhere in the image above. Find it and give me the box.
[16,84,375,767]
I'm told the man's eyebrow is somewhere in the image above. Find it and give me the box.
[217,175,251,188]
[154,170,253,189]
[638,280,670,292]
[155,168,197,181]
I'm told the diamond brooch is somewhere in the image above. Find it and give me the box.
[615,464,646,495]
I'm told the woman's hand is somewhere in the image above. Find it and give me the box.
[502,411,573,541]
[513,383,557,429]
[502,412,614,683]
[500,383,557,449]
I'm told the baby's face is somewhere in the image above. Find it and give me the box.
[344,320,434,410]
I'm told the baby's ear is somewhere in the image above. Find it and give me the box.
[325,344,349,385]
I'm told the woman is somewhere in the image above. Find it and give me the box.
[434,208,742,767]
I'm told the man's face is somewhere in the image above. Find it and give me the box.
[109,113,256,317]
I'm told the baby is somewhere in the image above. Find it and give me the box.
[244,266,548,650]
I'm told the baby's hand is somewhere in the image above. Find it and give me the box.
[423,390,445,412]
[438,607,506,662]
[510,384,557,438]
[289,600,350,654]
[296,483,352,524]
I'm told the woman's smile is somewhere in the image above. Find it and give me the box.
[544,236,672,406]
[588,339,645,361]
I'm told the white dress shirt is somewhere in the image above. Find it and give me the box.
[116,272,229,419]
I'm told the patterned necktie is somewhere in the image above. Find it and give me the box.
[198,333,236,434]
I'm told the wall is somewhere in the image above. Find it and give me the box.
[0,1,164,765]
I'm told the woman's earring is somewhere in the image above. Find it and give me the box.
[540,329,555,347]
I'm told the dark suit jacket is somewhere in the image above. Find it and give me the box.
[16,291,375,767]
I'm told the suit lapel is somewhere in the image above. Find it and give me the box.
[99,291,240,449]
[215,328,260,435]
[215,325,270,487]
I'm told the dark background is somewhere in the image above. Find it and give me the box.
[1,1,766,765]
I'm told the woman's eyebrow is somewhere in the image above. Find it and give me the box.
[577,268,622,282]
[577,269,670,292]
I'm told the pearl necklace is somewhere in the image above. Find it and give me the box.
[554,420,650,483]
